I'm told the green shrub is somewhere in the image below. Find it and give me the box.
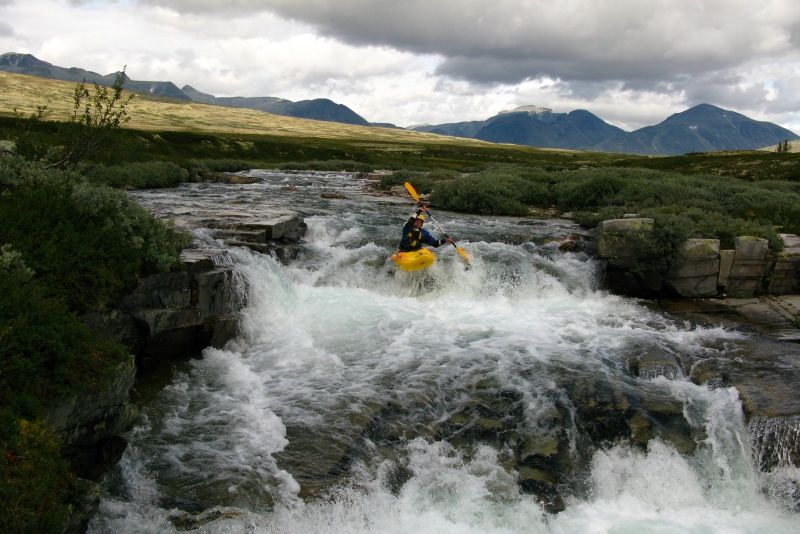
[0,156,189,312]
[83,161,189,189]
[187,158,256,177]
[0,416,75,533]
[416,164,799,249]
[433,175,529,216]
[0,245,128,415]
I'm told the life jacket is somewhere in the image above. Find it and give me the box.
[399,220,424,251]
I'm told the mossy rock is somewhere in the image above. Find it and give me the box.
[520,435,561,460]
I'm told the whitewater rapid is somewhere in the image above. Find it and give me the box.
[89,171,800,533]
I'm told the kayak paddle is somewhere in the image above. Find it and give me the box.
[403,181,470,266]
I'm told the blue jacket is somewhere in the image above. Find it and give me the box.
[399,218,445,251]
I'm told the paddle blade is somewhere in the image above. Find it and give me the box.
[455,245,470,265]
[404,181,421,202]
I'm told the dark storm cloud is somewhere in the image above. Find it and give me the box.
[138,0,800,86]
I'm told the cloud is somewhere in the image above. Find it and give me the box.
[4,0,800,132]
[140,1,800,85]
[0,22,12,36]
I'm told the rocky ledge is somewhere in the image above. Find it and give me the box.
[598,218,800,299]
[42,246,248,531]
[57,248,246,458]
[51,210,308,531]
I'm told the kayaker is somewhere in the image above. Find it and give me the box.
[398,205,452,252]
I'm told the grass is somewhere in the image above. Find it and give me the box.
[0,71,632,172]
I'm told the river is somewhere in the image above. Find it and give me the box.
[89,170,800,533]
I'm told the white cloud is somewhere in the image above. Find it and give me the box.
[1,0,799,132]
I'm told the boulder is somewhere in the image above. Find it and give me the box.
[666,239,720,297]
[120,271,191,310]
[597,218,664,296]
[628,347,682,380]
[114,249,246,369]
[0,139,16,154]
[597,218,655,267]
[718,249,735,288]
[215,214,307,254]
[768,234,800,295]
[238,214,307,241]
[727,236,769,297]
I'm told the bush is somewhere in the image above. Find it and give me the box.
[0,245,128,415]
[187,158,256,177]
[0,156,189,312]
[377,169,457,193]
[433,175,529,215]
[0,416,75,533]
[428,165,798,246]
[83,161,189,189]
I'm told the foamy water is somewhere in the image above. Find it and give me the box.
[90,171,800,533]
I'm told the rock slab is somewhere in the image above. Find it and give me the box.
[666,238,720,297]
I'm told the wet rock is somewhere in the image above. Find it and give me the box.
[628,410,652,444]
[247,214,307,241]
[106,249,247,370]
[212,214,308,254]
[749,415,800,471]
[180,248,217,273]
[596,218,664,296]
[519,435,561,461]
[627,347,681,380]
[225,175,260,185]
[321,191,347,199]
[690,339,800,420]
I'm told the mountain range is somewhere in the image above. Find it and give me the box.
[2,52,797,155]
[412,104,799,155]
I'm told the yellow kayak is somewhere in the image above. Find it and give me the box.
[390,248,436,271]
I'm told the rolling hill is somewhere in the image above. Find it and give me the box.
[0,53,374,126]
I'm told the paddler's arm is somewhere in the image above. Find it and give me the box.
[420,228,452,247]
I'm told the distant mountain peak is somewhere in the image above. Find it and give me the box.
[499,105,552,116]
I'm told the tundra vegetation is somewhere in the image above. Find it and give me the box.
[2,69,800,531]
[1,77,187,531]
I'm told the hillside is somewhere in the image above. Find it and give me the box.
[0,53,372,126]
[0,70,466,144]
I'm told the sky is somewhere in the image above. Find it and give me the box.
[2,0,800,131]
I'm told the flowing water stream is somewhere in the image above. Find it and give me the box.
[90,171,800,533]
